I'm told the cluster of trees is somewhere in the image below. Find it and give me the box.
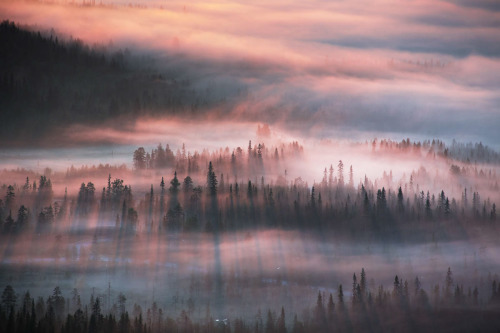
[132,140,303,177]
[65,164,128,179]
[367,138,500,164]
[1,266,499,333]
[0,176,56,233]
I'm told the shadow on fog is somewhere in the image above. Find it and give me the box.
[1,229,499,319]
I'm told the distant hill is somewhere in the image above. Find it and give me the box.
[367,138,500,165]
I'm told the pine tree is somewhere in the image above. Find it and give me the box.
[169,171,180,196]
[183,176,193,193]
[397,187,404,213]
[276,307,286,333]
[352,274,358,306]
[23,177,30,191]
[1,285,17,311]
[265,309,275,333]
[393,276,401,300]
[160,177,165,192]
[349,165,354,188]
[445,267,453,300]
[16,205,29,228]
[5,185,15,210]
[106,174,112,199]
[207,161,218,197]
[414,276,421,296]
[363,191,370,216]
[133,147,146,169]
[360,268,367,297]
[314,291,326,329]
[337,160,344,187]
[327,293,335,324]
[425,191,432,218]
[310,186,316,209]
[337,285,344,308]
[328,165,334,187]
[444,197,451,217]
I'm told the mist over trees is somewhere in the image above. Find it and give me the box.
[0,138,498,240]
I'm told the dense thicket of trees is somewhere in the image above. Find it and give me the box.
[1,266,499,333]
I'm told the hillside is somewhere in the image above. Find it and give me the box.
[0,20,203,146]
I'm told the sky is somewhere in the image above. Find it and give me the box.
[1,0,500,147]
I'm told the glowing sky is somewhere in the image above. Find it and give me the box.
[1,0,500,146]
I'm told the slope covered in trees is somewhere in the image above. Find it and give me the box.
[0,20,216,146]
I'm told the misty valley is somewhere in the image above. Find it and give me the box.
[1,1,500,332]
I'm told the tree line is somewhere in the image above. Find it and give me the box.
[367,138,500,164]
[1,266,499,333]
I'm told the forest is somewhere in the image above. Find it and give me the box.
[1,137,499,332]
[0,137,498,238]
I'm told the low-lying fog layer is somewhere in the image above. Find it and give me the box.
[1,230,498,319]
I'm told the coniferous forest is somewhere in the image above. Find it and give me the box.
[1,2,500,332]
